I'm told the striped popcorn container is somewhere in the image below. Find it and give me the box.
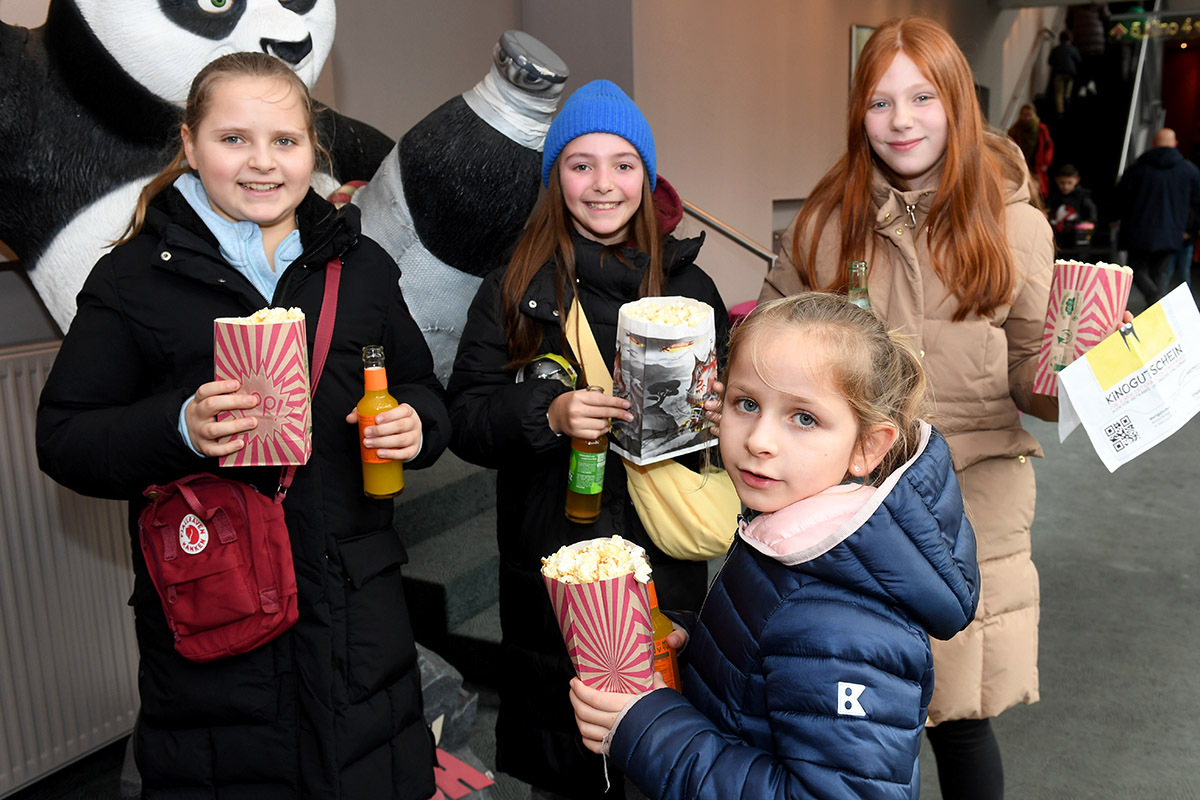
[542,537,655,692]
[1034,259,1134,396]
[213,309,313,466]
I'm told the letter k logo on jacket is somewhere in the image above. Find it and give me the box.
[837,682,867,716]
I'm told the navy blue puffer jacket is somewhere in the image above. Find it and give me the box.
[609,423,979,799]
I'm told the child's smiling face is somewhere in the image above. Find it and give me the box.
[719,330,864,513]
[863,52,949,192]
[558,132,644,246]
[182,75,314,244]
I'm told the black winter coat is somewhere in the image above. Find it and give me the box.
[446,231,729,798]
[1118,146,1200,253]
[36,187,448,799]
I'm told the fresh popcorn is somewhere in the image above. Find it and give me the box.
[233,307,306,324]
[621,297,712,328]
[541,536,652,585]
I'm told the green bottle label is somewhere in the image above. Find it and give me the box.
[568,450,606,494]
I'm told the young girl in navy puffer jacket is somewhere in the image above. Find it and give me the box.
[571,293,980,799]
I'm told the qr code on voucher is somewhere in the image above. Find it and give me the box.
[1104,415,1139,451]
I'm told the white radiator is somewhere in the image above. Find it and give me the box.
[0,342,138,797]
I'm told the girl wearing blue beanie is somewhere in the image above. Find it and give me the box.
[446,79,728,799]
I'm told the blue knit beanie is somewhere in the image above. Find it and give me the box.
[541,80,657,190]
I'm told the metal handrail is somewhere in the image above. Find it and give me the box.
[1116,0,1164,182]
[681,200,777,270]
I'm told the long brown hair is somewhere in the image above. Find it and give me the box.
[500,161,664,374]
[792,16,1030,321]
[726,292,929,483]
[113,52,330,246]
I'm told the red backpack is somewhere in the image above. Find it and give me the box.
[136,258,341,663]
[138,474,297,662]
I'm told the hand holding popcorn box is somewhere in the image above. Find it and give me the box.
[611,297,719,466]
[542,536,655,692]
[1034,260,1134,396]
[214,307,313,466]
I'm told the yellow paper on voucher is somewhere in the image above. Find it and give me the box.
[1084,302,1175,390]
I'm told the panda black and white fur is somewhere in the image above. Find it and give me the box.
[1,0,567,381]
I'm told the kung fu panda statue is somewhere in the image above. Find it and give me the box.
[0,0,567,381]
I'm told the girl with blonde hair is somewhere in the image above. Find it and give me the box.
[570,293,979,799]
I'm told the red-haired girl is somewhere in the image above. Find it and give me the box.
[760,16,1055,799]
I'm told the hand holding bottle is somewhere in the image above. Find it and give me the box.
[353,345,407,498]
[547,388,632,439]
[344,404,422,462]
[663,626,688,650]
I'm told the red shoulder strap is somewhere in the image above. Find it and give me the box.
[277,257,342,500]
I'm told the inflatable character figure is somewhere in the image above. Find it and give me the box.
[354,30,568,380]
[1,0,568,381]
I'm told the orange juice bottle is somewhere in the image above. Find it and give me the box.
[358,345,404,499]
[648,580,679,690]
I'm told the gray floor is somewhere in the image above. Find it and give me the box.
[10,413,1200,799]
[918,413,1200,799]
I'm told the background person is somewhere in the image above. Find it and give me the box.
[1008,102,1055,199]
[1048,30,1082,116]
[1047,162,1099,249]
[1117,127,1200,306]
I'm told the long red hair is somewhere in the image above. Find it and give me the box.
[793,16,1031,320]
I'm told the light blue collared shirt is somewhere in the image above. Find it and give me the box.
[174,172,303,302]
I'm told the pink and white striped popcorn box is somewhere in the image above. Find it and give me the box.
[543,570,655,693]
[213,311,312,466]
[1034,259,1134,396]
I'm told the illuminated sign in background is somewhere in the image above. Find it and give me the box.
[1109,13,1200,42]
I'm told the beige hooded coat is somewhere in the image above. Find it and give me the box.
[759,163,1055,724]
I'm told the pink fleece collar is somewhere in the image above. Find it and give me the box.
[739,483,879,565]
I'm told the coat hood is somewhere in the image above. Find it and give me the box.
[1138,146,1187,171]
[519,228,705,326]
[740,422,979,640]
[651,174,684,235]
